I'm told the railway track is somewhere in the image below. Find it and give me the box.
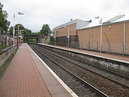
[29,44,109,97]
[36,44,129,88]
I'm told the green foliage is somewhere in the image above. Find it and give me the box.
[0,5,10,32]
[27,39,36,43]
[8,26,13,35]
[39,24,51,35]
[0,11,6,31]
[45,38,50,42]
[24,28,32,35]
[0,44,7,51]
[31,32,40,35]
[0,44,13,51]
[14,24,25,36]
[8,24,32,36]
[0,54,13,78]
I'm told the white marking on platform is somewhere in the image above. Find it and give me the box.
[27,44,78,97]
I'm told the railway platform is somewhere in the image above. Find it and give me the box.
[0,43,77,97]
[40,43,129,63]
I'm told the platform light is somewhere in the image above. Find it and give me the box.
[95,16,103,53]
[13,12,24,55]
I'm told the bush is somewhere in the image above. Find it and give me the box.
[0,44,6,50]
[45,38,50,42]
[27,39,37,43]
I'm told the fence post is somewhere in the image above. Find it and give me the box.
[97,41,99,52]
[75,41,78,49]
[88,41,90,50]
[122,42,125,56]
[108,42,109,53]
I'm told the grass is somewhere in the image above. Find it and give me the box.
[0,49,18,79]
[0,44,7,51]
[0,44,13,52]
[45,38,50,42]
[27,39,37,42]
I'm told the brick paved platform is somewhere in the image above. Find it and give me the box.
[0,43,77,97]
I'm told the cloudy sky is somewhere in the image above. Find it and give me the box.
[1,0,129,32]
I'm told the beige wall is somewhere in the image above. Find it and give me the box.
[102,22,124,53]
[53,23,77,37]
[126,22,129,54]
[91,27,100,50]
[78,26,100,50]
[53,20,129,55]
[77,21,129,54]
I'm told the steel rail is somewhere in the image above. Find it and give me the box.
[29,44,109,97]
[36,44,129,88]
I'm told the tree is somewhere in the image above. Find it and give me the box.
[23,28,32,35]
[15,24,24,36]
[0,3,10,47]
[8,26,13,35]
[39,24,51,35]
[0,3,10,32]
[8,24,32,37]
[8,24,25,36]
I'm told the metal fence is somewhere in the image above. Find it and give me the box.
[49,41,129,56]
[0,45,14,66]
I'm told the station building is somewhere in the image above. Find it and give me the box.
[52,19,90,46]
[52,14,129,55]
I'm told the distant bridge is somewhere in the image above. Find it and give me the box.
[24,35,46,43]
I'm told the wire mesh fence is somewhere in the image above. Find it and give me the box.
[49,41,129,56]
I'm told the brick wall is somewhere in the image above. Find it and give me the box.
[53,23,77,37]
[52,20,129,55]
[126,22,129,54]
[77,21,129,55]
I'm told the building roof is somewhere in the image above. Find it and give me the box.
[103,14,125,24]
[53,14,129,31]
[80,14,129,30]
[53,19,90,30]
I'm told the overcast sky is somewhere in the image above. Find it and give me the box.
[1,0,129,32]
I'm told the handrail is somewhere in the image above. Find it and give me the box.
[0,45,13,54]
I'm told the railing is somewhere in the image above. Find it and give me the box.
[48,41,129,56]
[0,45,15,66]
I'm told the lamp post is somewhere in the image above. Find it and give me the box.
[13,12,24,55]
[95,16,103,53]
[54,31,56,45]
[67,27,70,47]
[17,24,23,44]
[123,22,126,55]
